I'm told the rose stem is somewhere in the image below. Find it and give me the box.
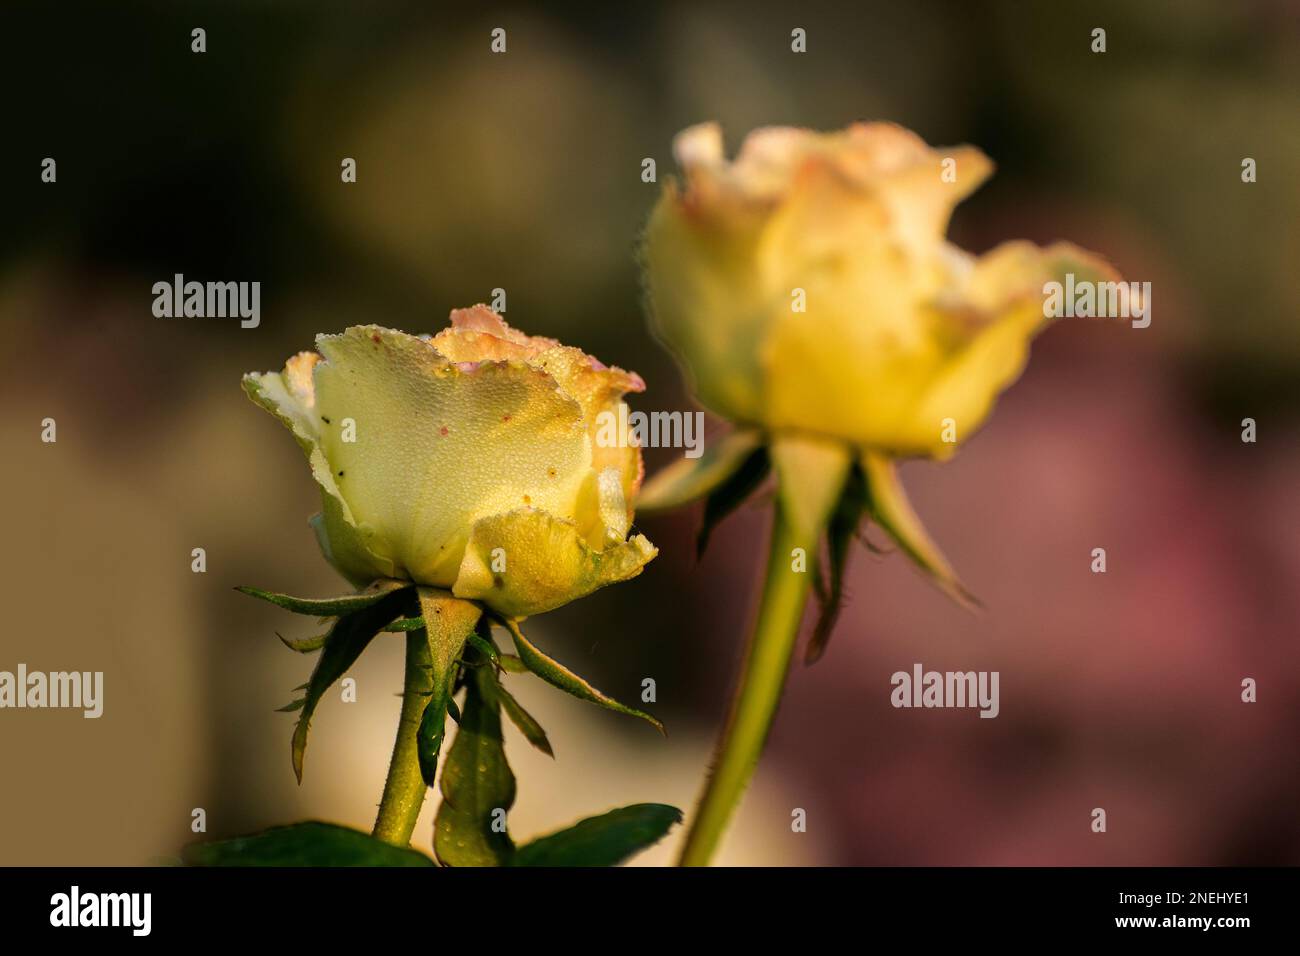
[372,630,434,846]
[678,501,813,866]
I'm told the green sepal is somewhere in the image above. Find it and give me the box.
[434,658,516,867]
[291,588,410,782]
[498,618,663,734]
[496,681,554,758]
[636,428,764,513]
[498,654,528,674]
[465,631,500,667]
[412,589,483,786]
[416,685,451,786]
[383,617,426,632]
[806,463,869,664]
[184,821,435,867]
[770,434,853,543]
[237,578,412,617]
[512,804,683,867]
[697,445,770,557]
[860,451,979,608]
[277,630,328,653]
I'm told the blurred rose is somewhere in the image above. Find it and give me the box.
[643,122,1116,459]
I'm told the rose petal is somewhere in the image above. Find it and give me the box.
[452,508,657,618]
[243,354,397,582]
[311,325,593,586]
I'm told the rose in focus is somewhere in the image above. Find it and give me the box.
[243,306,656,618]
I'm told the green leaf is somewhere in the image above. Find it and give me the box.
[512,804,683,867]
[184,821,435,867]
[496,681,554,758]
[859,451,979,609]
[237,579,412,617]
[412,590,483,785]
[434,661,516,866]
[499,618,663,734]
[275,698,305,713]
[291,588,410,782]
[637,428,764,513]
[806,463,869,664]
[697,445,770,557]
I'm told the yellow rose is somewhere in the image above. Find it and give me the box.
[243,306,656,618]
[642,124,1128,865]
[643,121,1116,459]
[641,122,1119,606]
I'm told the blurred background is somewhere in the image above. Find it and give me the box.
[1,0,1297,865]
